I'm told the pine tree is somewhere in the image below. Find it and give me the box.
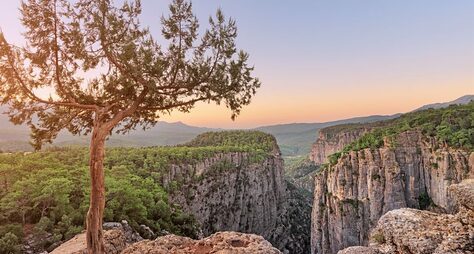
[0,0,260,252]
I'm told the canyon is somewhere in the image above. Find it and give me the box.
[162,145,311,253]
[2,101,473,254]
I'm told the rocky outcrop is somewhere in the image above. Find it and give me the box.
[338,246,380,254]
[338,179,474,254]
[49,229,127,254]
[162,146,310,253]
[311,131,474,254]
[122,231,282,254]
[310,127,368,165]
[51,230,282,254]
[103,220,144,243]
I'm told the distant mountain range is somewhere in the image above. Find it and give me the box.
[414,94,474,111]
[262,94,473,156]
[0,95,473,154]
[0,111,217,151]
[255,114,400,156]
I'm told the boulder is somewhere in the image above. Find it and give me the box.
[138,224,155,239]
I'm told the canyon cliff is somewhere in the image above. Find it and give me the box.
[165,150,286,237]
[310,126,368,165]
[159,134,310,254]
[311,130,474,254]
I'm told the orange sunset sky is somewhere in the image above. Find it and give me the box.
[1,0,473,128]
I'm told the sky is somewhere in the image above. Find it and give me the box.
[0,0,473,128]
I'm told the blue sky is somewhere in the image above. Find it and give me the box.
[1,0,473,128]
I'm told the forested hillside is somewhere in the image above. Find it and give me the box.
[0,131,276,253]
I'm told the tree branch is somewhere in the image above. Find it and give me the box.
[102,86,149,132]
[0,27,99,111]
[5,52,98,111]
[140,83,235,112]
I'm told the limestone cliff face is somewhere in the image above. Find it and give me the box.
[161,146,310,254]
[310,128,367,165]
[167,150,286,237]
[311,131,474,254]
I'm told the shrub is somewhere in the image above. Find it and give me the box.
[328,152,341,166]
[0,224,23,239]
[0,233,21,254]
[372,232,385,244]
[342,199,359,209]
[371,173,381,181]
[418,192,433,210]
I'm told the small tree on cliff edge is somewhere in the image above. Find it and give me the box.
[0,0,260,253]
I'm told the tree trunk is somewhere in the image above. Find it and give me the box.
[86,126,107,254]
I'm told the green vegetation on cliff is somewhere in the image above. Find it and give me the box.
[327,102,474,166]
[184,130,276,152]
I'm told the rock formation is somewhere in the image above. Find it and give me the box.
[49,229,127,254]
[310,126,368,165]
[311,130,474,254]
[166,150,286,238]
[338,179,474,254]
[122,231,282,254]
[51,230,282,254]
[160,144,310,253]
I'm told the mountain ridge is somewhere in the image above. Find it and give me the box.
[413,94,473,112]
[1,94,472,153]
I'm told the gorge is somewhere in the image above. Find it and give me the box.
[0,101,473,254]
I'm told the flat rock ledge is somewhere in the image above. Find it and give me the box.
[51,231,281,254]
[338,179,474,254]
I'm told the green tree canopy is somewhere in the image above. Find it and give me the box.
[0,0,260,252]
